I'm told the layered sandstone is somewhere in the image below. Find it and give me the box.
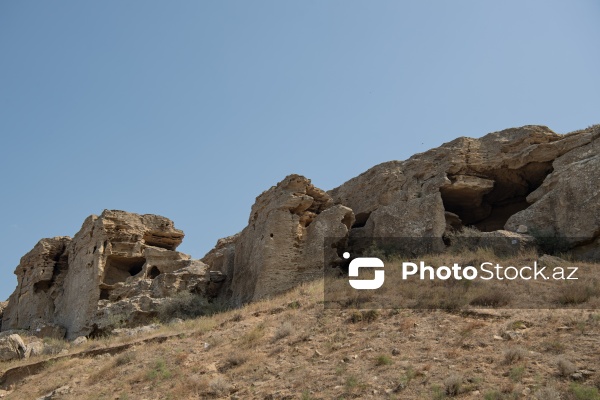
[204,175,354,305]
[2,210,223,339]
[328,125,600,255]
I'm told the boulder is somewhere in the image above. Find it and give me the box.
[0,334,26,361]
[72,336,87,346]
[25,341,45,358]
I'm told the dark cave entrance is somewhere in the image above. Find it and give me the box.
[148,266,161,279]
[103,255,146,285]
[440,162,553,232]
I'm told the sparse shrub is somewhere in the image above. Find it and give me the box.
[509,366,525,382]
[503,346,527,365]
[557,357,577,377]
[157,291,209,322]
[287,300,301,309]
[114,351,136,366]
[534,386,562,400]
[432,384,446,400]
[272,321,293,341]
[239,323,265,348]
[542,339,565,354]
[484,390,503,400]
[146,358,172,381]
[375,354,393,366]
[349,311,363,323]
[220,351,249,371]
[348,309,379,323]
[470,289,511,307]
[445,374,462,397]
[396,366,417,388]
[208,376,231,395]
[555,283,599,305]
[570,383,600,400]
[345,375,362,390]
[230,313,243,322]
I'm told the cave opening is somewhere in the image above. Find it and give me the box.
[149,266,161,279]
[352,212,371,229]
[103,255,146,285]
[440,162,553,232]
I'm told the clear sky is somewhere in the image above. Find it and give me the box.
[1,1,598,301]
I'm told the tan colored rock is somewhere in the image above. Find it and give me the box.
[1,237,71,332]
[2,210,220,339]
[0,301,7,331]
[506,126,600,250]
[205,174,354,305]
[24,340,45,358]
[329,125,598,245]
[201,234,238,299]
[0,334,26,361]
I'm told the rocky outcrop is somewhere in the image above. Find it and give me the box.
[505,126,600,253]
[203,175,354,305]
[2,124,599,340]
[2,210,224,339]
[328,125,600,256]
[0,302,7,331]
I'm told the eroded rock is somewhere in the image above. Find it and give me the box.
[329,125,599,252]
[0,334,26,361]
[2,210,224,339]
[204,174,354,305]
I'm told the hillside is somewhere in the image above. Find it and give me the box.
[1,257,600,399]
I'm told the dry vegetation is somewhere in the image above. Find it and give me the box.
[1,254,600,399]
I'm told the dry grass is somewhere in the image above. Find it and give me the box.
[1,268,600,399]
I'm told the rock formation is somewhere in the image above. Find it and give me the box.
[2,124,599,340]
[328,125,600,256]
[203,175,354,305]
[2,210,224,339]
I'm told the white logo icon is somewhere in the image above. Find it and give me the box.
[344,252,385,290]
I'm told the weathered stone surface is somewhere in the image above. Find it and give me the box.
[506,126,600,250]
[72,336,87,346]
[24,340,45,358]
[1,237,71,333]
[329,125,599,250]
[202,234,238,299]
[0,302,7,331]
[3,210,223,339]
[32,322,66,340]
[0,334,26,361]
[204,174,354,305]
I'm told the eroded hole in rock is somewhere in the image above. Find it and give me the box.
[103,255,146,285]
[352,212,371,229]
[149,266,161,279]
[99,289,110,300]
[33,280,52,293]
[441,162,553,232]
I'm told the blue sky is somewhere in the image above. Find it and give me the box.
[1,1,598,301]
